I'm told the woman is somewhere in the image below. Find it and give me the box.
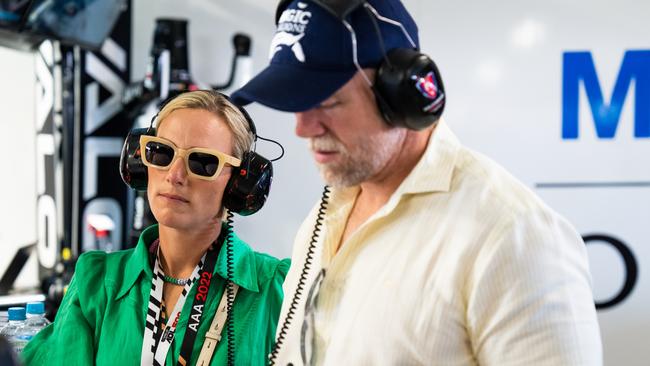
[22,91,289,365]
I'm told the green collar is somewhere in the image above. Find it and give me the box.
[115,224,260,300]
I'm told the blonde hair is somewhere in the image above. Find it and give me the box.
[156,90,254,159]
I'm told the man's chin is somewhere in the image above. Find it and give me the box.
[319,167,364,188]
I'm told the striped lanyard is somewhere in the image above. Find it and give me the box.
[141,238,220,366]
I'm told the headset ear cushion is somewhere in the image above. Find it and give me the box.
[120,128,154,191]
[372,84,397,126]
[374,48,445,130]
[223,152,273,216]
[374,55,404,127]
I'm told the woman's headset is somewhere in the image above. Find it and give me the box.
[275,0,446,131]
[119,91,274,216]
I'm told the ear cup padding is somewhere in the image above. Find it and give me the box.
[223,152,273,216]
[120,128,154,191]
[374,48,445,130]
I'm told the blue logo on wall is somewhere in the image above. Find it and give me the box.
[562,50,650,139]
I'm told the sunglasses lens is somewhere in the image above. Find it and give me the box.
[188,152,220,177]
[145,141,174,167]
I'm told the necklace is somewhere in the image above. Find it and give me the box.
[162,274,192,286]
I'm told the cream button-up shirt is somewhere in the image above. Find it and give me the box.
[274,120,602,366]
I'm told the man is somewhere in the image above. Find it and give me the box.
[232,0,603,365]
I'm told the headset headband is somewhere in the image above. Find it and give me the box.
[149,91,257,139]
[275,0,365,22]
[275,0,417,88]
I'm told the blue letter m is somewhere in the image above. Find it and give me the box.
[563,50,650,139]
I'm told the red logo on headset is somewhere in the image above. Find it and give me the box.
[414,72,439,100]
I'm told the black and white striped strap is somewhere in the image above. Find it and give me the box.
[141,245,206,366]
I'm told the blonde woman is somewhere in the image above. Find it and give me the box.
[23,90,289,365]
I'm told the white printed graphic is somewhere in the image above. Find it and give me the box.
[269,32,306,62]
[270,4,312,62]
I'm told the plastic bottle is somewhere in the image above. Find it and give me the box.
[0,311,8,331]
[23,302,51,341]
[0,307,26,353]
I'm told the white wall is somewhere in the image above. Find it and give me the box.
[0,47,38,288]
[414,2,649,364]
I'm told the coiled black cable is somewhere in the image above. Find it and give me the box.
[225,210,236,366]
[268,186,331,365]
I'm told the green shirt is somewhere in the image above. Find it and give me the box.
[22,224,289,365]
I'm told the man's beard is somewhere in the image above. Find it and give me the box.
[309,130,404,188]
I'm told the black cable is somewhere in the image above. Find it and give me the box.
[211,53,238,91]
[212,34,251,91]
[268,186,331,365]
[256,135,285,162]
[225,211,236,366]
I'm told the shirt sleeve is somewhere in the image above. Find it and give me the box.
[21,251,108,366]
[466,208,603,366]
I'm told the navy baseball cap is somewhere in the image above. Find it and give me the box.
[231,0,419,112]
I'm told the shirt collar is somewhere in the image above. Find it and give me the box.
[319,120,460,263]
[396,118,460,196]
[115,224,260,300]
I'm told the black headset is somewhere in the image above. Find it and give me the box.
[275,0,445,130]
[119,91,273,216]
[373,47,445,130]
